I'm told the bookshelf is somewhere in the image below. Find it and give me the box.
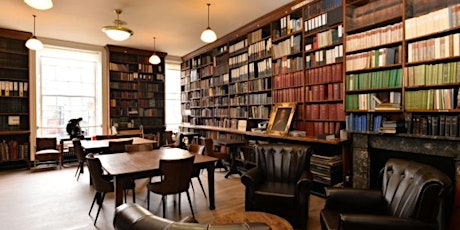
[107,45,167,134]
[0,28,31,168]
[344,0,460,138]
[180,0,349,196]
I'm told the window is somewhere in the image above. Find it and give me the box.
[36,46,102,139]
[164,63,182,132]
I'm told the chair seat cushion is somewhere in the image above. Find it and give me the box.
[254,182,296,198]
[320,209,340,230]
[36,149,60,155]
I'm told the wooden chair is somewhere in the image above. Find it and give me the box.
[125,143,154,152]
[94,135,117,140]
[73,138,86,181]
[188,143,207,198]
[86,153,136,225]
[162,131,181,148]
[204,138,228,171]
[106,139,133,154]
[34,137,61,169]
[146,155,196,219]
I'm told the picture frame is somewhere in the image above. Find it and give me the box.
[267,102,296,136]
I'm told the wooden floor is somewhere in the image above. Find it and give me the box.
[0,163,324,230]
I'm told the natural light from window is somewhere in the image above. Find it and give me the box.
[165,63,182,133]
[36,46,102,139]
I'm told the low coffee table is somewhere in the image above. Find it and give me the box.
[213,211,293,230]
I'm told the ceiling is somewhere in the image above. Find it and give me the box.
[1,0,294,59]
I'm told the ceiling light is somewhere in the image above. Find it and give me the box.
[25,15,44,51]
[101,9,133,41]
[200,3,217,43]
[149,37,161,65]
[24,0,53,10]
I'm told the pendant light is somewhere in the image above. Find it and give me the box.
[24,0,53,10]
[25,15,44,51]
[149,37,161,65]
[102,9,133,41]
[200,3,217,43]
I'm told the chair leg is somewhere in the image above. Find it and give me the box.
[185,190,195,219]
[132,187,136,203]
[89,192,98,215]
[94,193,106,225]
[146,189,150,210]
[196,177,207,198]
[162,195,166,218]
[190,181,195,192]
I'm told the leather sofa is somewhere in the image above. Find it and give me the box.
[113,203,270,230]
[320,158,452,230]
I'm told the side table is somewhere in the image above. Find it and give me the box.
[213,139,246,178]
[213,211,293,230]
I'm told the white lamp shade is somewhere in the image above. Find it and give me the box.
[24,0,53,10]
[201,27,217,43]
[25,37,43,50]
[102,26,133,41]
[149,54,161,65]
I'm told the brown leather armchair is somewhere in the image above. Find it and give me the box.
[114,203,270,230]
[241,144,313,230]
[320,158,452,230]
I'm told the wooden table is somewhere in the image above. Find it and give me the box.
[213,139,246,178]
[213,211,293,230]
[80,137,156,153]
[96,148,218,209]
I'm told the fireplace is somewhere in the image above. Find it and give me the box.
[351,132,460,230]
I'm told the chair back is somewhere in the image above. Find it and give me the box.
[188,144,205,155]
[382,158,452,222]
[255,144,312,184]
[95,135,117,140]
[203,138,215,157]
[36,137,57,151]
[108,139,133,154]
[85,154,114,193]
[73,139,86,163]
[164,131,174,145]
[159,155,195,194]
[125,143,154,153]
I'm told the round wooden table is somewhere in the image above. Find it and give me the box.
[213,211,293,230]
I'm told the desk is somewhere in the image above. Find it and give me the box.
[80,137,156,153]
[96,148,218,209]
[213,211,293,230]
[213,139,246,178]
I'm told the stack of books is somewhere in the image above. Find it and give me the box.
[379,120,405,134]
[310,154,343,186]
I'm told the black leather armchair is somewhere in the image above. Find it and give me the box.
[320,158,452,230]
[241,144,313,230]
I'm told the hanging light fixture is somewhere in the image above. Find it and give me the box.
[24,0,53,10]
[101,9,133,41]
[200,3,217,43]
[149,37,161,65]
[25,15,44,51]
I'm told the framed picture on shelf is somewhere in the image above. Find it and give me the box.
[267,102,296,136]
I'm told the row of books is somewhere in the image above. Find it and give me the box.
[345,46,401,71]
[139,83,163,94]
[307,83,343,101]
[272,35,302,59]
[305,25,343,51]
[249,93,272,105]
[229,39,247,54]
[248,58,272,79]
[273,71,304,89]
[273,56,303,74]
[346,113,385,132]
[229,52,248,67]
[346,92,402,111]
[109,63,157,73]
[110,108,139,117]
[406,114,460,137]
[139,108,163,117]
[248,78,271,92]
[405,88,458,110]
[405,4,460,40]
[272,87,305,103]
[0,141,29,161]
[306,103,345,121]
[248,38,272,60]
[303,121,343,137]
[229,95,248,106]
[305,63,343,85]
[345,68,402,90]
[346,0,402,31]
[230,107,249,118]
[110,91,137,100]
[247,28,265,45]
[249,105,270,119]
[199,65,214,78]
[407,33,460,63]
[138,117,164,126]
[405,61,460,87]
[229,82,249,95]
[346,22,402,52]
[0,98,27,113]
[306,44,343,68]
[0,81,28,97]
[138,99,163,108]
[274,14,303,38]
[109,99,137,108]
[110,82,137,90]
[304,0,342,19]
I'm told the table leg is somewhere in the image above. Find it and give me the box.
[224,146,243,178]
[207,163,216,210]
[114,175,128,208]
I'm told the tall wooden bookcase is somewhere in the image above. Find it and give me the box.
[107,45,167,134]
[0,28,31,168]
